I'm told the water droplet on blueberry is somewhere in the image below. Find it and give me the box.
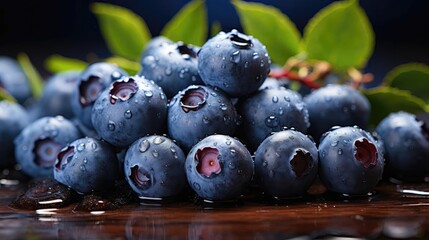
[138,140,150,153]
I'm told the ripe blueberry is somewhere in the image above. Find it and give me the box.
[0,56,31,104]
[198,29,271,97]
[91,76,168,148]
[237,87,310,152]
[124,135,187,199]
[304,84,370,141]
[54,137,119,194]
[318,126,384,195]
[167,85,237,151]
[376,112,429,181]
[14,116,82,178]
[185,134,253,201]
[254,130,318,198]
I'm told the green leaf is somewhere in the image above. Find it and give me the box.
[17,53,44,99]
[161,0,207,46]
[91,2,151,61]
[45,54,88,73]
[232,0,302,65]
[105,56,140,75]
[0,88,17,103]
[363,87,427,126]
[385,63,429,103]
[304,0,374,72]
[210,21,222,38]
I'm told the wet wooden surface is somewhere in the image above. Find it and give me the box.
[1,178,429,239]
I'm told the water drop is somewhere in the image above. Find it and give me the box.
[83,158,88,164]
[284,96,290,102]
[153,136,165,145]
[77,143,85,152]
[259,60,265,68]
[124,110,132,119]
[179,69,186,79]
[193,182,201,190]
[108,121,116,131]
[230,51,240,63]
[244,61,249,68]
[152,150,159,158]
[144,90,153,98]
[191,75,197,82]
[338,149,343,155]
[272,96,279,103]
[331,141,339,147]
[216,44,221,48]
[79,165,86,172]
[91,143,97,150]
[230,148,236,156]
[220,104,228,111]
[252,52,259,60]
[265,115,279,128]
[170,147,176,153]
[228,162,236,169]
[165,67,172,76]
[139,140,150,153]
[226,139,232,145]
[262,161,268,167]
[202,116,210,124]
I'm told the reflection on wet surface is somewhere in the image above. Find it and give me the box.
[0,177,429,239]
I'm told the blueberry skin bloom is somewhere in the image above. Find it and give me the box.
[238,88,310,152]
[124,135,187,199]
[198,29,271,97]
[35,71,80,119]
[254,130,318,198]
[91,76,168,148]
[168,85,237,151]
[0,56,31,104]
[54,137,119,194]
[139,41,203,99]
[185,135,253,201]
[376,112,429,181]
[71,62,127,129]
[304,84,370,141]
[14,116,82,178]
[0,101,30,168]
[318,126,384,195]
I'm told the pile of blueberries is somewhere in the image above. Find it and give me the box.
[1,29,429,203]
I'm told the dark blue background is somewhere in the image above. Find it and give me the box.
[1,0,428,84]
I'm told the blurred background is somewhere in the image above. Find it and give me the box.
[1,0,428,84]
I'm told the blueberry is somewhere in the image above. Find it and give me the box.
[258,77,290,90]
[124,135,187,199]
[304,84,370,141]
[54,137,119,194]
[14,116,82,178]
[91,76,168,148]
[237,87,310,152]
[198,29,271,97]
[0,56,31,104]
[71,62,127,129]
[318,126,384,195]
[33,71,80,119]
[168,85,237,151]
[376,112,429,181]
[254,130,318,198]
[139,41,203,99]
[185,134,253,201]
[0,101,30,168]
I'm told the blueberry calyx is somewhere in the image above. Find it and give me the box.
[229,30,253,49]
[354,138,377,168]
[109,78,138,104]
[196,147,221,177]
[130,165,151,189]
[180,86,208,113]
[177,43,197,60]
[55,145,75,171]
[79,75,103,107]
[290,149,311,177]
[33,138,61,168]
